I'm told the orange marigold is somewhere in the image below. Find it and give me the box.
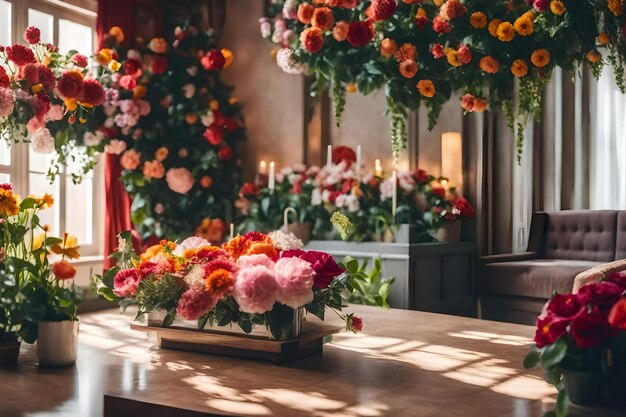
[380,38,398,58]
[586,51,601,63]
[395,43,417,63]
[446,50,461,67]
[597,33,610,45]
[473,98,488,112]
[222,235,251,260]
[469,11,487,29]
[416,79,436,98]
[514,16,533,36]
[399,60,418,78]
[300,27,324,53]
[246,242,278,258]
[511,59,528,77]
[311,7,335,31]
[479,56,500,74]
[550,0,566,15]
[488,19,502,37]
[297,3,315,24]
[205,268,234,297]
[496,22,515,42]
[530,49,550,67]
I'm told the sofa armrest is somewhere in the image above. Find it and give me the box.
[481,252,540,264]
[573,259,626,293]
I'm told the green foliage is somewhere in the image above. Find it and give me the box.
[342,258,394,308]
[135,274,186,319]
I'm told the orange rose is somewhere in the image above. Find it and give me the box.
[312,7,335,31]
[332,21,349,41]
[472,98,488,112]
[586,51,601,63]
[399,60,418,78]
[346,83,357,93]
[479,56,500,74]
[95,48,114,65]
[597,33,610,45]
[143,160,165,179]
[148,38,168,54]
[297,3,315,24]
[185,113,198,124]
[154,147,169,162]
[416,79,435,98]
[380,38,398,57]
[531,48,550,67]
[133,85,147,99]
[108,26,125,43]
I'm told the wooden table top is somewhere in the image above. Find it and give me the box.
[0,306,621,417]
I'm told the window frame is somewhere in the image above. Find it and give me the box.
[2,0,103,257]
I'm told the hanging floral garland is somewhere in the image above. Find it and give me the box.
[262,0,626,161]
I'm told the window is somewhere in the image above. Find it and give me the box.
[1,0,102,257]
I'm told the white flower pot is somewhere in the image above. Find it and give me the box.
[37,320,79,366]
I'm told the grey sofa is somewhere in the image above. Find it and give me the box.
[480,210,626,324]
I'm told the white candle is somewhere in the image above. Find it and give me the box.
[392,169,397,218]
[326,145,332,168]
[441,132,463,195]
[374,159,382,177]
[229,223,234,240]
[356,145,362,179]
[259,160,267,175]
[268,161,275,191]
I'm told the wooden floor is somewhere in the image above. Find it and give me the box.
[0,305,621,417]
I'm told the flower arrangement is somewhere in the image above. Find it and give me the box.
[262,0,626,161]
[236,146,474,242]
[92,24,245,242]
[524,275,626,416]
[95,230,367,340]
[0,26,108,183]
[0,183,80,345]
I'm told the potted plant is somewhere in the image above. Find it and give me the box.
[524,274,626,417]
[0,260,24,365]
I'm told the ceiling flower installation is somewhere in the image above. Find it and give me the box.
[262,0,626,160]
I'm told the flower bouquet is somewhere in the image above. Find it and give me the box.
[0,26,109,182]
[95,230,366,341]
[524,275,626,416]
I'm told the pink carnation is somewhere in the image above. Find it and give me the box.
[233,265,279,314]
[432,16,451,33]
[237,254,276,269]
[177,289,217,320]
[120,149,141,170]
[165,167,195,194]
[439,0,468,20]
[0,88,15,118]
[458,44,472,64]
[24,26,40,44]
[46,104,65,121]
[72,53,89,68]
[113,268,142,297]
[26,117,44,133]
[274,257,314,308]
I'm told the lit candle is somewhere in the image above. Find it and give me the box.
[326,145,332,168]
[356,145,362,180]
[374,159,382,177]
[259,160,267,175]
[441,132,463,195]
[392,169,397,218]
[229,223,234,240]
[268,161,275,191]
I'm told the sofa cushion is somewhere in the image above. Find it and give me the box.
[544,210,618,262]
[616,211,626,260]
[482,259,602,299]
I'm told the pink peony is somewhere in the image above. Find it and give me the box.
[177,289,217,321]
[458,45,472,64]
[281,250,345,288]
[120,149,141,170]
[237,254,276,269]
[0,88,15,118]
[46,104,64,121]
[275,257,314,308]
[233,265,279,314]
[30,127,54,153]
[142,160,165,179]
[26,117,44,133]
[104,139,127,155]
[113,268,142,297]
[165,167,195,194]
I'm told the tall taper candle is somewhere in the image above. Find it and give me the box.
[392,169,397,217]
[259,160,267,175]
[326,145,332,168]
[268,161,275,191]
[229,223,234,240]
[374,159,382,177]
[356,145,362,179]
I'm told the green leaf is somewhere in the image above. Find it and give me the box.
[524,350,539,369]
[555,389,570,417]
[19,321,38,344]
[540,338,568,368]
[163,311,176,327]
[45,237,64,246]
[305,302,325,321]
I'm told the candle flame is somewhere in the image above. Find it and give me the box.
[259,160,266,169]
[269,161,275,168]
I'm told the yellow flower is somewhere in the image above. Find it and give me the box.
[531,49,551,68]
[510,59,528,78]
[210,100,219,110]
[64,98,78,112]
[346,83,357,93]
[221,48,234,68]
[33,233,45,251]
[95,48,113,65]
[608,0,623,16]
[522,10,536,21]
[586,51,602,63]
[597,33,610,45]
[155,147,169,162]
[51,232,80,259]
[488,19,502,37]
[31,83,44,94]
[497,22,515,42]
[550,0,566,15]
[40,55,52,66]
[446,50,462,67]
[108,60,121,72]
[416,79,435,98]
[469,12,487,29]
[0,189,19,216]
[42,193,54,208]
[514,16,533,36]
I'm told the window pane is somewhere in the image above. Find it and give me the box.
[28,9,54,44]
[0,173,10,184]
[0,141,10,166]
[0,1,10,46]
[59,19,92,56]
[29,173,60,236]
[65,176,93,244]
[29,150,54,174]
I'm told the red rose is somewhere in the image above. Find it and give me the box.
[577,281,624,310]
[123,58,143,77]
[415,15,428,29]
[432,16,451,34]
[240,182,260,197]
[24,26,41,45]
[569,306,612,349]
[119,74,137,90]
[458,44,472,64]
[608,298,626,330]
[414,169,429,184]
[607,272,626,288]
[546,293,583,319]
[534,314,568,348]
[52,260,76,280]
[150,55,168,75]
[218,145,233,160]
[38,64,56,91]
[282,250,345,288]
[431,187,445,199]
[328,190,342,203]
[332,145,357,165]
[214,111,239,133]
[204,123,224,145]
[369,0,396,21]
[79,79,105,106]
[300,27,324,53]
[431,43,445,59]
[347,21,374,47]
[6,44,36,66]
[201,49,225,71]
[453,198,475,218]
[71,53,88,68]
[0,66,9,88]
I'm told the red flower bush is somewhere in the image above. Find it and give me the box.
[201,49,225,71]
[347,21,374,46]
[6,44,36,66]
[57,70,84,99]
[24,26,41,44]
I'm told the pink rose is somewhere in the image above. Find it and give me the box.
[281,250,345,288]
[275,257,315,308]
[113,268,142,297]
[0,88,14,118]
[233,265,279,314]
[165,167,195,194]
[458,44,472,64]
[120,149,141,170]
[177,289,217,321]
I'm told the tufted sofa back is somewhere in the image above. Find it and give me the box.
[616,211,626,260]
[542,210,619,262]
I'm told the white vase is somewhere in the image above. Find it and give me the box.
[37,320,79,366]
[436,221,462,243]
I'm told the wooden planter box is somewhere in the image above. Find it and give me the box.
[304,226,477,316]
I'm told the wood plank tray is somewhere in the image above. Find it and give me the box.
[131,321,343,364]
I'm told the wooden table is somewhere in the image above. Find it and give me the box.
[0,306,621,417]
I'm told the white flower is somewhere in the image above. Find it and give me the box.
[380,178,394,201]
[260,22,272,38]
[173,236,211,257]
[104,139,127,155]
[127,49,142,60]
[184,265,206,291]
[186,66,198,77]
[30,128,55,154]
[201,111,215,127]
[321,189,332,204]
[336,194,359,213]
[311,188,322,206]
[269,230,303,251]
[182,83,196,99]
[83,131,101,147]
[276,48,306,75]
[271,31,283,44]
